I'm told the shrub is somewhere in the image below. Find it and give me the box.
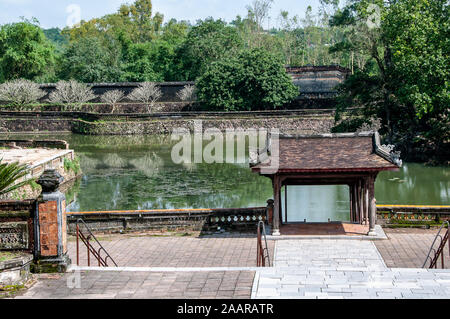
[49,80,96,110]
[0,79,46,107]
[196,48,298,111]
[176,85,196,102]
[128,82,162,113]
[101,90,125,113]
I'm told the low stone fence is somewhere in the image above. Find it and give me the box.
[66,207,269,234]
[0,200,35,252]
[376,205,450,226]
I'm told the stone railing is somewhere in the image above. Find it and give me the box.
[66,206,270,234]
[0,139,69,150]
[376,205,450,226]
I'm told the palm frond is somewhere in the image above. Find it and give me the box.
[0,159,30,196]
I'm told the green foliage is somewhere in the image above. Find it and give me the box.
[331,0,449,162]
[0,159,30,196]
[196,48,298,111]
[59,37,123,83]
[43,28,68,52]
[64,157,81,175]
[122,40,176,81]
[0,20,56,83]
[174,18,244,81]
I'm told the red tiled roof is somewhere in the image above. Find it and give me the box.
[251,133,400,174]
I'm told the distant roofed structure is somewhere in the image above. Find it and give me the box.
[285,65,351,108]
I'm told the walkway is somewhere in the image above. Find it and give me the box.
[252,239,450,299]
[375,228,450,268]
[16,270,255,299]
[67,232,275,268]
[13,229,450,299]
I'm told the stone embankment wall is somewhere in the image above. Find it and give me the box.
[72,116,334,135]
[0,109,336,135]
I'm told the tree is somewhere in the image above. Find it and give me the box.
[0,20,56,83]
[128,82,162,113]
[0,79,46,107]
[122,40,176,82]
[331,0,449,162]
[196,48,298,111]
[174,18,243,81]
[59,37,123,83]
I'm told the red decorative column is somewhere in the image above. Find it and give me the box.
[33,169,71,273]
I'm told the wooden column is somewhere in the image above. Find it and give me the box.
[349,184,353,222]
[352,184,358,223]
[364,179,369,225]
[272,175,281,236]
[368,175,377,236]
[284,185,288,223]
[358,180,364,225]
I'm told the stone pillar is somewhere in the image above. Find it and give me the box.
[272,175,281,236]
[368,175,377,236]
[33,169,71,273]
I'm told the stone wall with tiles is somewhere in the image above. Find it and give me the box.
[0,200,35,252]
[37,201,60,257]
[67,207,268,234]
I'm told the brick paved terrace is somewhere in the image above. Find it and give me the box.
[375,228,450,269]
[68,232,276,268]
[16,271,255,299]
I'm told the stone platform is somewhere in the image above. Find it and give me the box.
[0,148,74,174]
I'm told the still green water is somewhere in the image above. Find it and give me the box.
[5,134,449,221]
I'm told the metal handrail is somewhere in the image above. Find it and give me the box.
[76,218,118,267]
[422,221,449,269]
[257,221,271,267]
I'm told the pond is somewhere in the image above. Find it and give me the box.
[4,133,449,222]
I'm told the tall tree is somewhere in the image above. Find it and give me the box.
[331,0,449,162]
[0,20,56,82]
[59,36,123,83]
[196,48,298,111]
[174,18,243,81]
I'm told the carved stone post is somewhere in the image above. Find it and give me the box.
[33,169,71,273]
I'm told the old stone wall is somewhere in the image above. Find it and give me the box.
[0,109,335,135]
[72,116,334,135]
[0,200,35,252]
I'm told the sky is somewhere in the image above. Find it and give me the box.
[0,0,323,29]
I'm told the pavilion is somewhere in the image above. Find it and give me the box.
[250,132,402,236]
